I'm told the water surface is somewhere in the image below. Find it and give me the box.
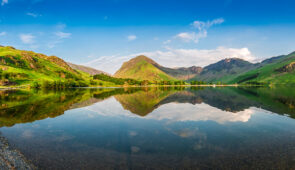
[1,87,295,169]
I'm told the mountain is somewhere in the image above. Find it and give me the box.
[156,65,202,80]
[0,46,87,86]
[114,55,176,81]
[115,52,295,84]
[191,58,256,83]
[67,62,108,75]
[229,51,295,84]
[260,55,285,66]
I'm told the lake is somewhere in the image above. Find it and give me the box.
[1,87,295,169]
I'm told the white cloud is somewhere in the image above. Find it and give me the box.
[85,46,255,74]
[175,31,207,43]
[0,32,6,36]
[127,35,137,41]
[19,34,35,44]
[1,0,8,6]
[26,12,41,18]
[55,31,71,39]
[176,18,224,43]
[191,18,224,30]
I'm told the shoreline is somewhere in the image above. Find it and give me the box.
[0,84,266,91]
[0,135,35,169]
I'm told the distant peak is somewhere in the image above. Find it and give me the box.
[134,55,149,59]
[131,55,158,65]
[224,58,232,63]
[221,58,247,63]
[134,55,154,61]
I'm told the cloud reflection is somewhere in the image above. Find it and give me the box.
[85,97,255,124]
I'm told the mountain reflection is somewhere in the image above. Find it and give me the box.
[1,86,295,127]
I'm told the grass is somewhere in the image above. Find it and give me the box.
[0,47,83,85]
[0,46,121,87]
[114,56,176,81]
[229,52,295,85]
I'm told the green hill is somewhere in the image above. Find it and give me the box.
[0,46,91,87]
[229,51,295,85]
[114,55,176,81]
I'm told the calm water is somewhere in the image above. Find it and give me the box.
[1,87,295,169]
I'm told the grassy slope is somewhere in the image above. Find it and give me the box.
[73,68,117,87]
[0,46,116,87]
[114,56,177,81]
[0,46,84,85]
[229,52,295,84]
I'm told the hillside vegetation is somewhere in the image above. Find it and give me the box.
[229,51,295,85]
[114,55,177,81]
[0,46,90,87]
[2,45,295,87]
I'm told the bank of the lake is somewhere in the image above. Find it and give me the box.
[0,83,269,91]
[0,135,35,169]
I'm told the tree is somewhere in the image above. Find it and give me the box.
[31,81,41,89]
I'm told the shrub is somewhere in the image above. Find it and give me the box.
[31,81,41,88]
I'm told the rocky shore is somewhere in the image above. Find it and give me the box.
[0,136,35,170]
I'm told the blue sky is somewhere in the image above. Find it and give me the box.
[1,0,295,73]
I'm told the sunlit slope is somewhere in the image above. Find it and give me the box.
[0,46,88,85]
[114,55,176,81]
[229,51,295,84]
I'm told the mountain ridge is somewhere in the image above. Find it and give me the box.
[67,62,109,75]
[190,58,256,83]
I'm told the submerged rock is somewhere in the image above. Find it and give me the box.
[0,136,35,170]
